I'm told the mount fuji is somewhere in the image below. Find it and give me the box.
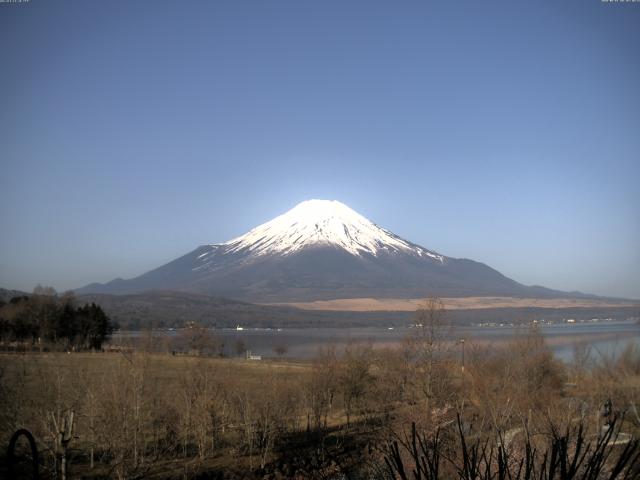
[77,200,579,302]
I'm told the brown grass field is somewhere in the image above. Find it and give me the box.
[269,295,640,311]
[1,325,639,479]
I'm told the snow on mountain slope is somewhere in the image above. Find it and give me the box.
[208,199,444,261]
[78,199,589,302]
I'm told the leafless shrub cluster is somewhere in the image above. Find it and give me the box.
[384,414,640,480]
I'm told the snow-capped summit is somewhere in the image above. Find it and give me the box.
[78,199,562,302]
[219,199,444,260]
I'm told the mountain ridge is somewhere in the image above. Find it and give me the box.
[76,200,607,302]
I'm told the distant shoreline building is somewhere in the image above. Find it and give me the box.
[245,350,261,360]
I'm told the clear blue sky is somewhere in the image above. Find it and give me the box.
[1,1,638,299]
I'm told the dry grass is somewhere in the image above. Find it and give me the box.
[0,352,315,478]
[269,296,639,311]
[1,328,639,479]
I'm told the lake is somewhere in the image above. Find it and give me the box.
[116,319,640,363]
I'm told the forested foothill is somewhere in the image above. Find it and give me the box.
[75,290,640,330]
[0,298,638,479]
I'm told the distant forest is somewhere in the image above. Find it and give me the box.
[77,290,639,330]
[0,286,115,350]
[0,287,636,332]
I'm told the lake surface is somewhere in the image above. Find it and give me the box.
[117,320,640,363]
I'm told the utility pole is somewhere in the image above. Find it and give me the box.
[460,339,465,373]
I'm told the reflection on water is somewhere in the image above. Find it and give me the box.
[115,320,640,363]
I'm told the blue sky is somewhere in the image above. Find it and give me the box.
[1,0,639,298]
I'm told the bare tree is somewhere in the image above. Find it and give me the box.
[50,410,74,480]
[178,323,219,356]
[273,344,288,357]
[234,338,247,357]
[307,345,338,432]
[339,342,373,428]
[407,297,452,425]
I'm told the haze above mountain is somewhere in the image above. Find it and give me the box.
[78,200,598,302]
